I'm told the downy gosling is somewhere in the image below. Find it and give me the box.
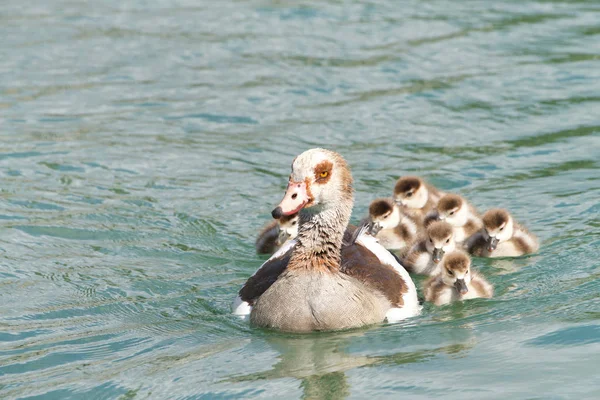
[403,221,456,276]
[424,251,493,306]
[467,208,539,257]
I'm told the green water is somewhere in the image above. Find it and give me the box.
[1,0,599,398]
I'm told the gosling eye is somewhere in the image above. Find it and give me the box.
[447,269,454,276]
[406,192,413,198]
[383,214,389,219]
[499,226,504,231]
[292,221,297,225]
[430,238,433,243]
[449,211,455,216]
[446,238,450,244]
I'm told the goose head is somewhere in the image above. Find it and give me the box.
[271,148,353,219]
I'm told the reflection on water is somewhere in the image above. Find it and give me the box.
[228,330,475,399]
[1,0,599,398]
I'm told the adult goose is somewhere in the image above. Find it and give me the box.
[233,149,419,332]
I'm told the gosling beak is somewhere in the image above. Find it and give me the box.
[394,198,405,207]
[272,180,310,219]
[277,229,290,245]
[369,222,383,236]
[432,248,444,263]
[454,279,468,295]
[487,237,499,252]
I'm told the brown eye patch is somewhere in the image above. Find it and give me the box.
[314,160,333,183]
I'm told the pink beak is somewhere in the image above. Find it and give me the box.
[272,180,310,219]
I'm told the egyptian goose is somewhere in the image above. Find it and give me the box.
[233,149,419,332]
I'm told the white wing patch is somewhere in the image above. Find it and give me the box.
[356,234,421,322]
[232,295,252,316]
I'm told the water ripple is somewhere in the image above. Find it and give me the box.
[1,0,600,398]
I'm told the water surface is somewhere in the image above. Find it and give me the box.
[1,0,599,398]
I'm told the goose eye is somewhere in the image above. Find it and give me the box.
[319,171,329,178]
[430,238,433,243]
[292,221,297,225]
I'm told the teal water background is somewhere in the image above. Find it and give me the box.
[1,0,599,398]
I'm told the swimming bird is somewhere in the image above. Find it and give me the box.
[255,213,299,254]
[355,198,418,252]
[467,208,539,257]
[392,176,444,227]
[426,193,482,245]
[233,148,420,332]
[424,251,493,306]
[402,221,456,275]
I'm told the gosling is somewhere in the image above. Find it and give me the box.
[403,221,456,276]
[359,198,418,251]
[426,193,482,245]
[467,208,539,257]
[424,251,493,306]
[393,176,444,227]
[255,213,299,254]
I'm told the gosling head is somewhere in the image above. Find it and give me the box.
[366,198,402,235]
[436,194,468,227]
[271,148,353,219]
[425,221,456,263]
[482,208,514,252]
[277,213,299,245]
[393,176,429,209]
[441,251,472,295]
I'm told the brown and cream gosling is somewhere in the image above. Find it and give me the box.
[255,213,299,254]
[424,251,493,306]
[467,208,539,257]
[357,198,418,251]
[393,176,444,227]
[403,221,456,276]
[426,193,482,245]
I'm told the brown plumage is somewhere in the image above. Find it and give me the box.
[369,199,394,217]
[437,194,463,213]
